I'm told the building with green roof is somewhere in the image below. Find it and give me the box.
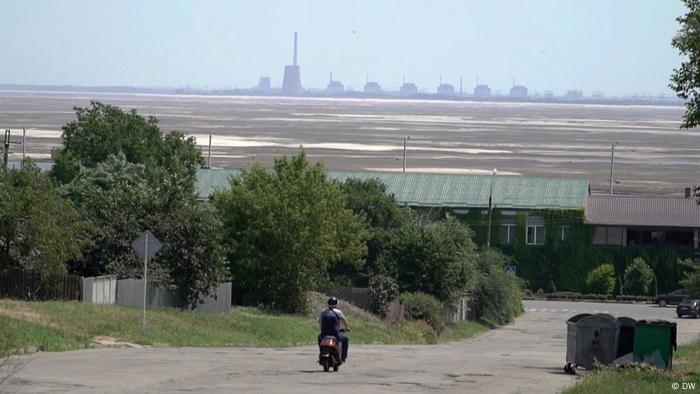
[196,168,589,211]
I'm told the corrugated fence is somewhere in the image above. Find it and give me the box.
[114,279,232,313]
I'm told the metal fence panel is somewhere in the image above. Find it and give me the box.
[115,279,231,313]
[82,275,117,304]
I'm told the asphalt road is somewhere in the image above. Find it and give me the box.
[4,301,699,394]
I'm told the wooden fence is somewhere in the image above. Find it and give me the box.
[0,270,81,300]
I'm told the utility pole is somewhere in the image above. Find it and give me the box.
[3,130,9,173]
[402,136,410,173]
[486,169,498,248]
[207,131,213,168]
[22,127,26,163]
[609,143,618,195]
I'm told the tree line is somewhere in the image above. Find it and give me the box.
[1,101,523,322]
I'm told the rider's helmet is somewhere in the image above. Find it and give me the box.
[327,297,338,307]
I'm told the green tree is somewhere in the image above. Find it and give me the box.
[51,101,202,184]
[0,160,86,277]
[585,263,616,296]
[381,216,477,302]
[213,153,368,313]
[671,0,700,128]
[622,257,656,295]
[340,177,413,283]
[63,155,227,307]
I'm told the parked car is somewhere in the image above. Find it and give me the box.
[654,289,688,307]
[677,299,700,318]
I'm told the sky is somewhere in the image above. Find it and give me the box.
[0,0,688,96]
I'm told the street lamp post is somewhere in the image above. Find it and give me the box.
[403,136,410,173]
[486,168,498,248]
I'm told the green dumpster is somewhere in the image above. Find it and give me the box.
[633,320,677,368]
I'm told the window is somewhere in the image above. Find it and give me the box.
[560,226,569,241]
[593,226,624,246]
[500,224,516,245]
[526,225,544,245]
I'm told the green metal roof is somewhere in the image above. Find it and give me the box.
[197,168,589,210]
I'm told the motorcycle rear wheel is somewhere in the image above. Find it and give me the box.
[322,359,330,372]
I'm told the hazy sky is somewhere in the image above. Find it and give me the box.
[0,0,687,95]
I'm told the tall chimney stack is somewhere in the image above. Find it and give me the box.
[293,32,298,66]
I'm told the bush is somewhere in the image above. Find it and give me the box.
[469,250,524,326]
[586,263,616,296]
[368,275,399,318]
[623,257,656,296]
[679,258,700,298]
[547,279,557,293]
[400,292,444,332]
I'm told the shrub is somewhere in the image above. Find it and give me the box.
[368,275,399,318]
[400,292,444,332]
[585,263,616,296]
[469,250,524,326]
[623,257,656,296]
[547,279,557,293]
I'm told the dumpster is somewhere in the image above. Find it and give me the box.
[633,320,677,368]
[616,317,636,359]
[564,313,591,373]
[573,313,620,370]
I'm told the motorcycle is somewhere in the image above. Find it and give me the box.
[318,329,347,372]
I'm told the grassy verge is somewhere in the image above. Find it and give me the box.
[0,299,488,352]
[564,340,700,394]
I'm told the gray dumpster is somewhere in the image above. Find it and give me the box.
[616,317,636,360]
[565,313,620,372]
[564,313,592,373]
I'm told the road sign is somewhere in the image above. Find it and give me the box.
[131,230,162,333]
[131,230,162,260]
[505,265,517,274]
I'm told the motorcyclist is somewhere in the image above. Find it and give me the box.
[317,297,349,363]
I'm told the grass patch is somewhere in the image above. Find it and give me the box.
[0,299,487,352]
[564,339,700,394]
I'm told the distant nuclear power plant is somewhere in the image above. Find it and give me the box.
[281,32,302,95]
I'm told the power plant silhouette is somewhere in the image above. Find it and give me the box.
[281,32,302,95]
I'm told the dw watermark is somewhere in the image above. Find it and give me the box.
[672,382,697,390]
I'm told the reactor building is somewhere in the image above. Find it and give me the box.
[281,32,302,95]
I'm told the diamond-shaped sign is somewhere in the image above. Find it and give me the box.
[131,230,162,260]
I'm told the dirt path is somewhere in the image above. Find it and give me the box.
[4,301,696,393]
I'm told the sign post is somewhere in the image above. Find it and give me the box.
[131,230,162,333]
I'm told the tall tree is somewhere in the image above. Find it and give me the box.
[214,153,368,313]
[0,160,86,275]
[671,0,700,128]
[62,155,227,307]
[381,216,478,302]
[51,101,203,185]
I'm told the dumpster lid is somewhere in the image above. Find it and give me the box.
[636,319,677,350]
[577,313,620,328]
[617,317,636,327]
[636,319,676,326]
[567,313,592,323]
